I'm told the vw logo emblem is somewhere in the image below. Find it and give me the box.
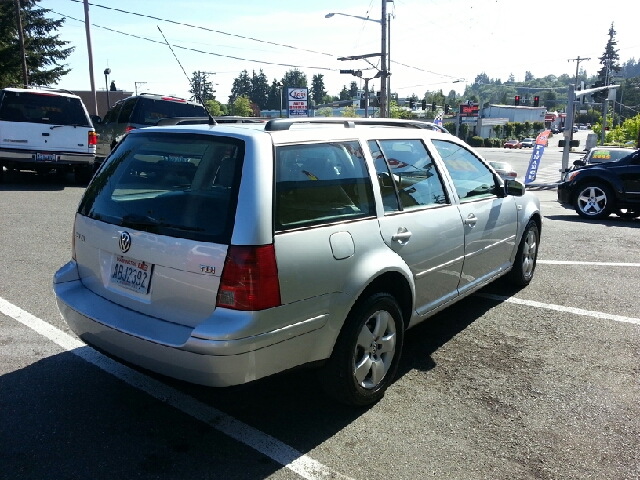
[119,231,131,253]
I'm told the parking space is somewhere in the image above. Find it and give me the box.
[1,179,639,479]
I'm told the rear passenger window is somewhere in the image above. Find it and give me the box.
[275,141,375,230]
[369,139,449,211]
[431,140,498,201]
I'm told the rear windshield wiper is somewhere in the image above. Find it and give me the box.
[120,213,204,232]
[50,124,88,129]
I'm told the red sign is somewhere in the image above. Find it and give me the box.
[459,103,479,117]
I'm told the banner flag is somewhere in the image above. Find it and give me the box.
[524,130,551,185]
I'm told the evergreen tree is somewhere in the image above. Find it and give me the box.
[0,0,74,88]
[229,70,252,105]
[250,69,269,109]
[339,85,350,100]
[349,81,359,99]
[593,23,621,103]
[189,71,216,102]
[311,74,326,104]
[266,79,282,111]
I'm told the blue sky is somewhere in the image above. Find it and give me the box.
[42,0,639,104]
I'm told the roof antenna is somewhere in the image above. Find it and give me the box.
[156,26,217,125]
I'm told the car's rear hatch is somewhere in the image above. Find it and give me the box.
[73,129,245,327]
[0,90,94,155]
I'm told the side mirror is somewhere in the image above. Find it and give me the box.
[90,115,102,125]
[504,179,525,197]
[573,159,586,167]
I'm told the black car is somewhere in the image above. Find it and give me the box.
[557,149,640,219]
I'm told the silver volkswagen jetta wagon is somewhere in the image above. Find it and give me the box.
[54,118,541,406]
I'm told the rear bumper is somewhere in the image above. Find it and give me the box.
[0,147,95,167]
[53,261,331,387]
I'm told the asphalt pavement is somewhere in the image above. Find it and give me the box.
[1,168,638,480]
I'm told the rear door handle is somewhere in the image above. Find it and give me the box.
[464,214,477,227]
[391,227,412,244]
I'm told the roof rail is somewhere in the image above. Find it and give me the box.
[6,85,77,96]
[264,117,450,133]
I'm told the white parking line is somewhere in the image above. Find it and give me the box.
[0,297,352,480]
[538,260,640,267]
[477,293,640,326]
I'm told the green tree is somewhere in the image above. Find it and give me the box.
[349,81,359,99]
[339,85,350,100]
[341,104,359,117]
[316,106,333,117]
[281,69,307,90]
[524,71,534,82]
[189,71,216,102]
[266,79,282,111]
[204,99,225,116]
[229,70,252,104]
[311,74,326,104]
[232,95,253,117]
[0,0,74,88]
[389,100,415,119]
[251,69,269,109]
[593,23,621,103]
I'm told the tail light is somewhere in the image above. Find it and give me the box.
[88,131,97,145]
[216,245,281,311]
[507,172,517,178]
[125,126,136,134]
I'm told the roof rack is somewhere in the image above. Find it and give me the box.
[6,85,77,96]
[264,117,450,133]
[154,116,268,127]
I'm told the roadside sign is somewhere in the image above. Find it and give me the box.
[287,88,309,117]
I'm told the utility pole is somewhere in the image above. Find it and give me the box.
[568,55,591,87]
[567,55,590,148]
[379,0,388,118]
[83,0,98,115]
[14,0,28,88]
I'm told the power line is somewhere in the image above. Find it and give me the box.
[50,10,337,72]
[63,0,335,58]
[57,0,461,81]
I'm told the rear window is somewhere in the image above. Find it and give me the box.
[0,90,90,126]
[131,98,208,126]
[275,141,375,230]
[79,132,244,244]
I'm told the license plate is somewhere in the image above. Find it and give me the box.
[35,153,58,162]
[110,255,153,294]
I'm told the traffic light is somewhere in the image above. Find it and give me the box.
[533,95,540,107]
[444,104,450,114]
[409,99,415,108]
[431,101,436,111]
[421,99,427,110]
[515,95,520,106]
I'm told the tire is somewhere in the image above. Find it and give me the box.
[319,293,404,406]
[616,208,640,219]
[507,219,539,286]
[574,182,614,219]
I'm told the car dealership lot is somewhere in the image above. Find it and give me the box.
[1,172,639,480]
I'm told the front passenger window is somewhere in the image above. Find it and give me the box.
[431,140,498,201]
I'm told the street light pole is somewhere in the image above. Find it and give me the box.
[277,82,283,118]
